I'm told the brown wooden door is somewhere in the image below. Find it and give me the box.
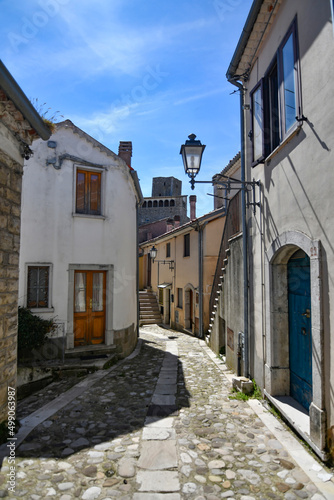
[74,270,106,346]
[189,289,193,328]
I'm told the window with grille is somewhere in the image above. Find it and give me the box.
[76,169,101,215]
[27,266,50,309]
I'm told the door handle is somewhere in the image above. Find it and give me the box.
[302,309,311,318]
[89,299,93,309]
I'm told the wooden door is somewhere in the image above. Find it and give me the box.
[288,252,312,411]
[189,290,193,328]
[74,270,106,346]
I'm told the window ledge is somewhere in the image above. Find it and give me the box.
[28,308,54,314]
[265,123,302,164]
[73,213,106,220]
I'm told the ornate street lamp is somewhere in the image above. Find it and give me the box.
[180,134,206,190]
[150,245,157,263]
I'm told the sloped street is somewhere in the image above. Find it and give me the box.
[1,325,334,499]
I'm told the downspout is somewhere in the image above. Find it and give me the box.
[198,220,209,339]
[228,77,250,378]
[198,225,204,339]
[136,202,140,338]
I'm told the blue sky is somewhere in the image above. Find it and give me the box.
[1,0,253,217]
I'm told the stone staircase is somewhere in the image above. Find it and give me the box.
[139,290,162,326]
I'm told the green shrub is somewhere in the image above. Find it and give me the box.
[18,307,56,355]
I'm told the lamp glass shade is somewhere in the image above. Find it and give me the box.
[182,146,204,176]
[180,134,206,177]
[150,246,157,261]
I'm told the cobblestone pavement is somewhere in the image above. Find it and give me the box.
[1,325,334,499]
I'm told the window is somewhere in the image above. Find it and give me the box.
[76,169,101,215]
[250,19,301,163]
[153,200,158,207]
[170,199,175,207]
[166,242,171,258]
[251,83,264,163]
[184,233,190,257]
[159,200,163,207]
[27,266,50,309]
[177,288,183,308]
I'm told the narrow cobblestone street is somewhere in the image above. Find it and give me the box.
[1,325,334,499]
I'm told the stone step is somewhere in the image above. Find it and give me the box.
[65,344,118,359]
[140,318,162,325]
[140,304,160,310]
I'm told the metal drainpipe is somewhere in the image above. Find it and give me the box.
[228,77,249,378]
[198,220,209,340]
[136,202,140,338]
[199,225,203,339]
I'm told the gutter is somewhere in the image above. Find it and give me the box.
[130,170,144,206]
[226,0,264,80]
[0,60,51,140]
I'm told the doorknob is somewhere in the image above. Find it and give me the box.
[302,309,310,318]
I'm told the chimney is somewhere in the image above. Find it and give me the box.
[166,218,174,232]
[118,141,132,168]
[174,215,181,228]
[189,195,196,221]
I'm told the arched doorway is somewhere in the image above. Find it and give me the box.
[264,231,325,453]
[288,249,312,410]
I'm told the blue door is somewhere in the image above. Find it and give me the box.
[288,251,312,411]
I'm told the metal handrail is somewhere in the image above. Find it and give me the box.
[209,191,241,319]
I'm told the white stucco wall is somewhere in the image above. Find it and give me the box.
[18,122,139,352]
[243,0,334,454]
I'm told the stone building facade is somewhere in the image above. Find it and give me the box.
[138,176,188,231]
[0,61,50,424]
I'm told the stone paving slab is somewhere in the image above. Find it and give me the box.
[155,383,177,394]
[147,404,179,417]
[142,426,176,440]
[133,494,181,500]
[137,470,180,492]
[1,325,333,499]
[138,440,178,469]
[145,416,175,427]
[152,394,176,405]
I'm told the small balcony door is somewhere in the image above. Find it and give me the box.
[74,270,106,346]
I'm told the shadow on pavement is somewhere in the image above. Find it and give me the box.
[2,338,190,463]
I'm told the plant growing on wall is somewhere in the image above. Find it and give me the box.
[18,307,56,357]
[30,98,64,133]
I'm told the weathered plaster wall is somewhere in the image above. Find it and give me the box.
[18,123,138,356]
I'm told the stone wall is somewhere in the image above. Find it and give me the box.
[138,196,188,226]
[0,149,22,422]
[113,323,137,358]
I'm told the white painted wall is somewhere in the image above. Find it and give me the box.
[243,0,334,454]
[18,121,139,349]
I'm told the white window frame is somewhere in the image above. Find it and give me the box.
[25,263,54,313]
